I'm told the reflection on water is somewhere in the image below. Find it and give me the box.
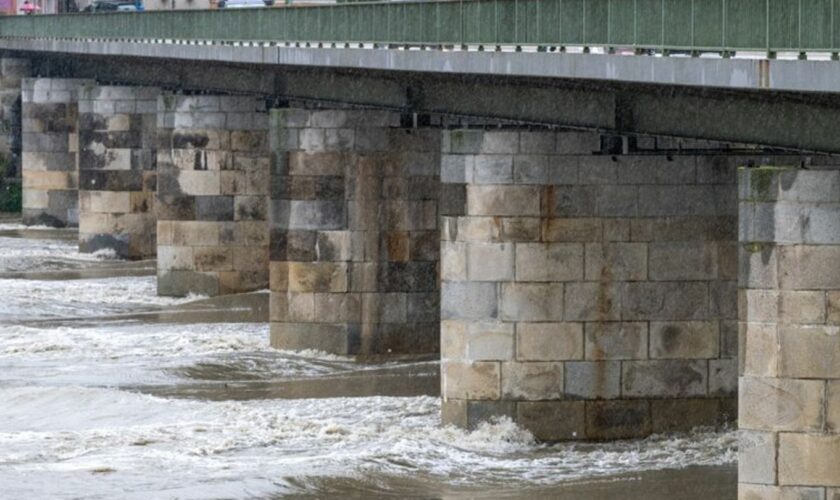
[0,226,738,499]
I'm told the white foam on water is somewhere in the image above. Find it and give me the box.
[0,231,738,498]
[0,385,737,498]
[0,276,198,320]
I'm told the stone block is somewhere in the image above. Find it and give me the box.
[739,430,777,485]
[621,282,709,320]
[442,361,501,400]
[649,242,719,280]
[473,154,513,184]
[546,185,597,217]
[622,360,707,398]
[565,361,621,399]
[541,218,602,242]
[513,155,548,184]
[500,283,564,321]
[827,291,840,325]
[741,323,779,377]
[480,131,519,154]
[519,132,556,154]
[467,185,541,216]
[516,401,586,441]
[466,242,514,281]
[193,247,233,272]
[777,325,840,379]
[157,270,219,297]
[441,241,467,281]
[501,362,564,400]
[778,433,840,487]
[516,322,583,361]
[778,290,826,324]
[829,381,840,433]
[500,217,540,242]
[595,185,638,216]
[546,158,578,184]
[584,243,647,281]
[463,401,516,430]
[739,376,824,432]
[649,321,720,359]
[585,400,651,440]
[286,262,347,293]
[314,293,362,323]
[651,399,731,433]
[441,282,498,320]
[740,484,828,500]
[739,243,778,290]
[514,243,583,282]
[270,322,359,355]
[442,320,514,361]
[578,157,618,185]
[441,154,473,184]
[779,245,840,290]
[564,282,620,321]
[584,322,647,360]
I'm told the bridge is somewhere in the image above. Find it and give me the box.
[0,2,838,496]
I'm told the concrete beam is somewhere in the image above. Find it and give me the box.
[4,38,840,94]
[11,46,840,153]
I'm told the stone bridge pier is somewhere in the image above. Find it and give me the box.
[156,94,270,297]
[21,77,92,227]
[738,167,840,497]
[268,109,442,355]
[77,85,160,259]
[438,130,739,438]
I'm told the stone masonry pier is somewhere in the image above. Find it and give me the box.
[0,58,30,177]
[156,94,270,297]
[439,129,739,439]
[268,109,442,355]
[78,85,160,259]
[739,167,840,498]
[21,78,92,227]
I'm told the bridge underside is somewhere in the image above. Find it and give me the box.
[6,48,840,155]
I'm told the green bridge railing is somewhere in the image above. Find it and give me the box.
[0,0,838,55]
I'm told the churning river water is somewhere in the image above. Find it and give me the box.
[0,222,738,499]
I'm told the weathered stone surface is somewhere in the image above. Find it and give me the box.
[778,433,840,487]
[584,243,646,281]
[516,401,586,441]
[738,484,828,500]
[739,430,777,485]
[649,321,720,359]
[621,282,709,320]
[739,376,824,432]
[515,243,583,282]
[443,361,501,400]
[651,399,733,432]
[516,322,583,361]
[777,325,840,379]
[622,360,708,397]
[501,362,564,400]
[467,242,514,281]
[442,282,498,320]
[565,282,620,321]
[584,322,647,360]
[500,283,564,321]
[585,400,651,440]
[565,361,621,399]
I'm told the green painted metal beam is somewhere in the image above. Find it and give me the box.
[2,0,840,54]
